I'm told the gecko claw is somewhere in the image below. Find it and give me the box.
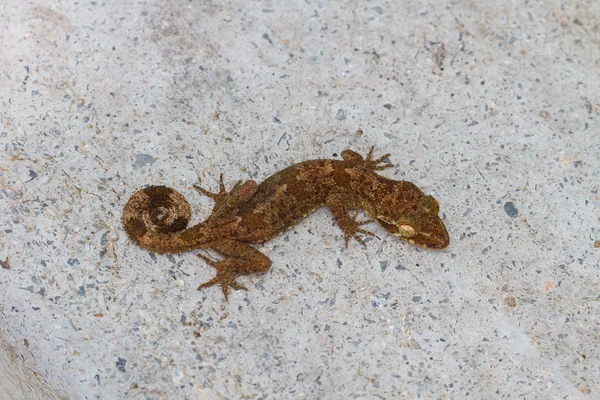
[193,180,218,200]
[218,173,226,193]
[364,146,394,171]
[197,252,217,264]
[347,228,377,248]
[345,233,366,248]
[229,282,248,291]
[196,273,247,301]
[194,174,231,201]
[196,277,230,301]
[196,254,247,301]
[342,211,379,247]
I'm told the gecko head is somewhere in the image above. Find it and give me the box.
[374,187,449,249]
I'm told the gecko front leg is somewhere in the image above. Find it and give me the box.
[197,240,272,300]
[326,193,377,247]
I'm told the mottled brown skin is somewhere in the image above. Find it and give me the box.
[122,148,449,300]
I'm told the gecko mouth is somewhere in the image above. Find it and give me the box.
[398,233,449,249]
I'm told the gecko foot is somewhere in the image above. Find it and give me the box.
[342,213,378,248]
[194,174,242,203]
[364,146,394,171]
[194,175,258,215]
[196,254,248,301]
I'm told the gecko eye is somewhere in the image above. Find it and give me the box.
[398,224,416,238]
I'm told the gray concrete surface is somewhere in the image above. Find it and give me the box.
[1,0,599,398]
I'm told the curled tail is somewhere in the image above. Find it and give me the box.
[122,186,193,253]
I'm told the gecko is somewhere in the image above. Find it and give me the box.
[122,147,449,300]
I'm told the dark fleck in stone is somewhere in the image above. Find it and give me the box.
[273,117,281,123]
[504,202,518,218]
[100,231,111,246]
[335,109,346,120]
[67,258,80,266]
[383,103,392,110]
[412,296,421,302]
[395,264,407,271]
[77,286,85,297]
[26,169,38,182]
[116,357,127,372]
[379,260,388,271]
[132,154,155,170]
[262,33,272,45]
[584,98,592,113]
[558,333,568,339]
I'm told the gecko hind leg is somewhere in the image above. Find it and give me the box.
[197,253,249,292]
[194,174,258,215]
[194,174,240,203]
[196,241,272,301]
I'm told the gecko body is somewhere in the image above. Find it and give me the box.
[123,148,449,299]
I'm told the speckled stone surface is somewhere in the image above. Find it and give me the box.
[1,0,599,398]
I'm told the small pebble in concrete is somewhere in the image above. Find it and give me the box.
[504,296,516,308]
[503,202,518,218]
[132,154,155,170]
[116,357,127,373]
